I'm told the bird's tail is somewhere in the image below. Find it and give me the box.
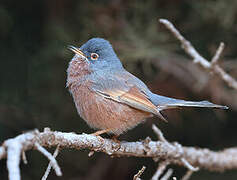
[160,100,228,110]
[151,94,228,110]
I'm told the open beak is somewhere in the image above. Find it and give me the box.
[68,45,87,59]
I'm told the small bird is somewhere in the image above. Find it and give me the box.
[67,38,228,136]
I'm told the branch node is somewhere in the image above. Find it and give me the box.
[1,127,237,179]
[35,142,62,177]
[152,124,167,143]
[173,142,184,158]
[44,127,51,133]
[159,18,237,90]
[181,158,199,171]
[41,145,60,180]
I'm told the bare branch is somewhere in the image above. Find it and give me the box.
[152,125,198,172]
[152,124,168,143]
[88,151,95,157]
[0,146,6,159]
[151,161,170,180]
[34,142,62,177]
[41,145,60,180]
[159,19,237,90]
[211,42,225,65]
[181,158,199,171]
[181,170,194,180]
[21,151,27,164]
[160,169,173,180]
[133,166,146,180]
[5,140,22,180]
[1,129,237,179]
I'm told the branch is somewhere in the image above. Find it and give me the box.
[1,127,237,179]
[5,140,22,180]
[133,166,146,180]
[151,161,170,180]
[160,169,173,180]
[34,142,61,177]
[159,19,237,90]
[181,170,194,180]
[41,145,60,180]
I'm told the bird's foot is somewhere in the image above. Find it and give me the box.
[90,129,112,142]
[91,129,111,136]
[111,135,120,144]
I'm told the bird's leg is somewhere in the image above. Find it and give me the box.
[91,129,112,136]
[111,135,120,143]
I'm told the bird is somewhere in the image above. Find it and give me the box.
[66,38,228,136]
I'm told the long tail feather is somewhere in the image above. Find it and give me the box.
[162,100,228,110]
[151,94,228,110]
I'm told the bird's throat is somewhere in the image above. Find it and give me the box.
[66,57,91,88]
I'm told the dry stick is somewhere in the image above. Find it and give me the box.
[133,166,146,180]
[159,19,237,90]
[0,146,6,159]
[180,158,198,171]
[151,161,170,180]
[1,128,237,180]
[152,124,198,172]
[34,142,62,177]
[211,42,225,65]
[160,169,173,180]
[5,140,22,180]
[88,151,95,157]
[21,151,28,164]
[181,170,194,180]
[41,145,60,180]
[152,124,168,143]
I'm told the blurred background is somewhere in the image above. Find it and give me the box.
[0,0,237,179]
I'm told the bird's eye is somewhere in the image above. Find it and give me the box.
[90,53,99,60]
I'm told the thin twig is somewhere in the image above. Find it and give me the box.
[159,19,209,67]
[152,125,198,172]
[211,42,225,65]
[159,19,237,90]
[0,146,6,159]
[21,151,28,164]
[181,158,199,171]
[181,170,194,180]
[133,166,146,180]
[34,142,62,177]
[41,145,60,180]
[88,151,95,157]
[151,161,170,180]
[160,169,173,180]
[152,124,168,143]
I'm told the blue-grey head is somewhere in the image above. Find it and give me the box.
[68,38,123,71]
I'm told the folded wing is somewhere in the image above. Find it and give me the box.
[92,85,167,122]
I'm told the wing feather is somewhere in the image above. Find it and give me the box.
[94,86,167,122]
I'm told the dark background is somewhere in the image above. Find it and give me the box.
[0,0,237,179]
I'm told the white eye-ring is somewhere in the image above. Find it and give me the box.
[90,53,99,60]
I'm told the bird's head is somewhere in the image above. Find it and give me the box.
[68,38,123,72]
